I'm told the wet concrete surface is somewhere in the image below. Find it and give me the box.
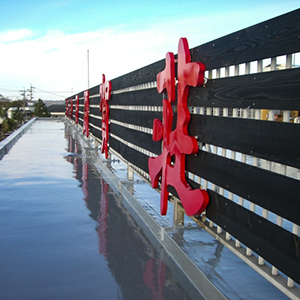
[0,120,193,300]
[1,119,293,300]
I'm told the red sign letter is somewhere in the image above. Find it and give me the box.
[148,38,209,216]
[99,74,112,158]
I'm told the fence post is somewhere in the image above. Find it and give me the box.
[173,197,184,225]
[127,165,134,181]
[94,138,98,148]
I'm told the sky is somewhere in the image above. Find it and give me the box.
[0,0,299,101]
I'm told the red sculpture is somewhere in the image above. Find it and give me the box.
[148,38,209,216]
[70,98,73,120]
[65,99,70,117]
[83,90,89,137]
[99,74,112,158]
[75,95,79,124]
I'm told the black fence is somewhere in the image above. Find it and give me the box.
[66,9,300,298]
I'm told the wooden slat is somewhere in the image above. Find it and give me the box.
[186,150,300,226]
[89,95,100,106]
[109,136,149,172]
[111,88,162,106]
[110,109,162,129]
[188,68,300,110]
[191,9,300,69]
[90,126,102,141]
[202,189,300,284]
[89,115,101,128]
[111,59,165,90]
[89,106,100,115]
[110,123,161,155]
[88,85,99,97]
[189,114,300,169]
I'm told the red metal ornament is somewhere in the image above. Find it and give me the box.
[83,90,89,137]
[65,99,69,117]
[99,74,112,158]
[148,38,209,216]
[75,95,79,124]
[70,98,73,120]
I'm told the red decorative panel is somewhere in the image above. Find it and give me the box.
[99,74,112,158]
[75,95,79,124]
[148,38,209,216]
[83,90,89,137]
[70,98,73,120]
[65,99,70,117]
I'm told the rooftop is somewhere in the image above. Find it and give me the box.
[0,119,291,300]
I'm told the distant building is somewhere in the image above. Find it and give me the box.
[7,106,34,119]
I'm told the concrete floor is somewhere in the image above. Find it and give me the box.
[0,119,193,300]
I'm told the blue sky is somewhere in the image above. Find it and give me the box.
[0,0,299,100]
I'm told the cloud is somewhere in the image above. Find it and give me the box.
[0,29,33,43]
[0,26,181,100]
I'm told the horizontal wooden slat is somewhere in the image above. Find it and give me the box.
[110,123,161,155]
[109,136,149,172]
[191,9,300,69]
[88,85,100,97]
[189,114,300,169]
[110,109,162,129]
[111,88,162,106]
[188,68,300,110]
[89,106,100,115]
[89,126,102,141]
[186,150,300,226]
[111,59,165,90]
[203,189,300,284]
[89,115,102,128]
[89,96,100,106]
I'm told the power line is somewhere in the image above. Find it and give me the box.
[0,87,21,92]
[34,88,75,98]
[0,86,78,99]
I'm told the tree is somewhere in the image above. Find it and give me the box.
[13,107,24,124]
[0,106,6,118]
[32,99,50,117]
[2,118,16,133]
[0,99,27,141]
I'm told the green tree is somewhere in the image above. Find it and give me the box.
[0,99,25,140]
[10,100,23,108]
[2,118,16,133]
[32,99,50,117]
[0,106,6,118]
[13,107,24,124]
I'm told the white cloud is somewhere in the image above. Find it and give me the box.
[0,29,33,43]
[0,27,181,100]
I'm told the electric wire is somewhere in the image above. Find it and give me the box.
[0,86,78,99]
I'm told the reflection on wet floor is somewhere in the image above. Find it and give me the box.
[0,120,194,300]
[64,128,193,300]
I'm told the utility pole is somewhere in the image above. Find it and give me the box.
[20,88,26,110]
[87,49,90,89]
[27,84,35,102]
